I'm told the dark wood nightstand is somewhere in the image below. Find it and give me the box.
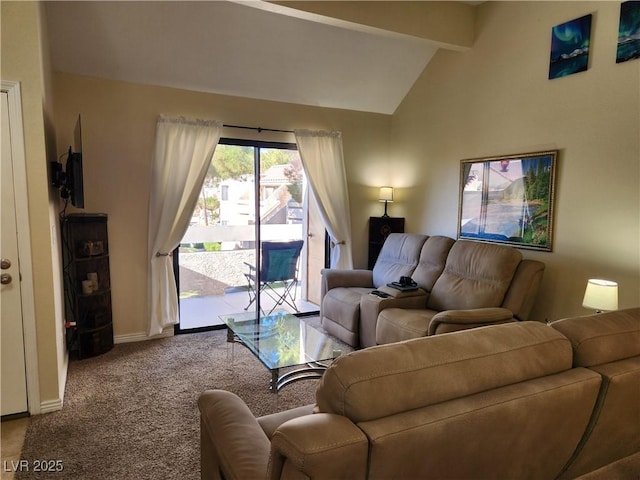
[368,217,405,269]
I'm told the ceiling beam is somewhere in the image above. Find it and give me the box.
[261,1,475,51]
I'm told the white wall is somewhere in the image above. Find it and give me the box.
[48,1,640,342]
[391,1,640,321]
[1,1,67,410]
[53,74,391,339]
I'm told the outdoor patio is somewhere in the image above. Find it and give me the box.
[179,286,318,330]
[178,250,318,330]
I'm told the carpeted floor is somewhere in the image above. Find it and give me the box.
[17,318,342,480]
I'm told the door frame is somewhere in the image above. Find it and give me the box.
[174,138,321,333]
[1,80,40,415]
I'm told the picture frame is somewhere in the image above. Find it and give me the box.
[616,1,640,63]
[458,150,558,252]
[549,14,592,79]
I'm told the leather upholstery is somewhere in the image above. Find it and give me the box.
[551,308,640,478]
[198,390,271,480]
[374,306,434,343]
[320,286,369,344]
[428,306,515,335]
[316,322,573,422]
[359,368,599,480]
[371,233,428,288]
[426,240,522,311]
[375,306,517,343]
[411,235,456,292]
[358,288,427,347]
[199,313,640,479]
[269,413,369,480]
[551,308,640,366]
[321,233,545,348]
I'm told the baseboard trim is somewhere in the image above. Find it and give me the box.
[114,328,174,344]
[35,331,172,415]
[40,398,63,414]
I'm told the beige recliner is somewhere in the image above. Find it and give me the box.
[320,233,545,348]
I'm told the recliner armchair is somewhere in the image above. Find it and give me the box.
[198,312,640,479]
[320,233,545,348]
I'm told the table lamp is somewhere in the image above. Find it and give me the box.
[582,279,618,313]
[379,187,394,217]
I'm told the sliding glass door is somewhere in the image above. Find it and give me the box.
[175,139,318,333]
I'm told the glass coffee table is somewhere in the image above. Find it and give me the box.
[220,311,344,392]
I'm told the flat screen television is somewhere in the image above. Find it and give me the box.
[53,115,84,208]
[65,148,84,208]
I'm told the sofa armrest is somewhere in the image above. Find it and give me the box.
[376,286,427,299]
[320,269,374,322]
[358,288,429,348]
[258,403,315,439]
[269,413,368,480]
[198,390,271,480]
[321,268,373,291]
[428,307,516,335]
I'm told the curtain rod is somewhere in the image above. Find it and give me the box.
[223,124,295,134]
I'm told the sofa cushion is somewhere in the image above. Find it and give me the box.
[359,368,600,480]
[376,308,438,344]
[411,236,456,292]
[315,322,572,423]
[551,307,640,367]
[427,240,522,311]
[372,233,428,288]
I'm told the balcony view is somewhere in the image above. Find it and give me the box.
[177,142,319,330]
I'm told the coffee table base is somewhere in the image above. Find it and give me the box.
[229,332,330,393]
[271,362,328,392]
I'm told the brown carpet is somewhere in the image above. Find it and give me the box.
[17,318,342,480]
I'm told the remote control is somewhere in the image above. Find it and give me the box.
[370,290,391,298]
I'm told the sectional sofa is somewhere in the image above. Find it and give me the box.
[198,308,640,479]
[320,233,545,348]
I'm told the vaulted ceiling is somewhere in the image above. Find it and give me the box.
[44,1,476,115]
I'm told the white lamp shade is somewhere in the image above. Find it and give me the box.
[379,187,394,202]
[582,279,618,311]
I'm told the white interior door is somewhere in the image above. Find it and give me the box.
[1,89,29,416]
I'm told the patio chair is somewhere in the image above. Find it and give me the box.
[243,240,304,315]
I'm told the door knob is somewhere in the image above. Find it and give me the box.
[1,258,10,270]
[1,273,12,285]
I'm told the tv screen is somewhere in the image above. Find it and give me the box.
[61,115,84,208]
[65,148,84,208]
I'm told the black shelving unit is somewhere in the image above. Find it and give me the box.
[61,213,113,359]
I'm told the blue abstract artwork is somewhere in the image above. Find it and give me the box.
[549,14,592,80]
[617,1,640,63]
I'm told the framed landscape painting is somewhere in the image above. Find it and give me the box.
[458,151,558,252]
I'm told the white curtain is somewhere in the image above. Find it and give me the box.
[295,129,353,269]
[147,116,222,336]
